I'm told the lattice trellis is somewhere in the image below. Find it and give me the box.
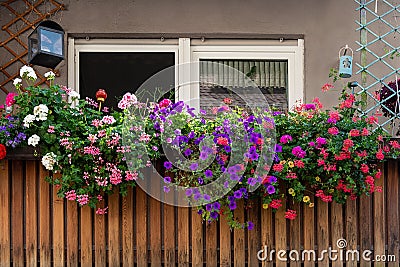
[0,0,64,95]
[355,0,400,136]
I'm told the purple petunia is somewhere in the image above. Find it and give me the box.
[199,152,208,160]
[247,177,257,186]
[164,161,172,169]
[203,194,211,201]
[185,188,193,196]
[198,177,204,184]
[190,163,199,171]
[269,176,277,183]
[229,201,237,210]
[210,211,219,219]
[183,148,192,156]
[164,176,171,183]
[248,221,254,230]
[266,185,276,194]
[204,170,213,178]
[212,202,221,210]
[274,144,283,153]
[163,186,170,193]
[206,204,212,211]
[233,190,243,199]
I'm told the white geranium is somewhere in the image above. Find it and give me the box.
[37,112,48,121]
[13,78,22,86]
[33,104,49,120]
[28,134,40,147]
[19,65,37,81]
[44,71,55,80]
[41,152,57,170]
[23,114,36,128]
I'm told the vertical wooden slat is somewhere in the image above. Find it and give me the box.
[247,201,261,267]
[219,213,231,267]
[149,188,161,265]
[303,197,315,267]
[80,206,92,267]
[108,192,120,266]
[39,166,51,267]
[331,202,344,267]
[164,203,175,267]
[289,203,301,267]
[205,222,217,266]
[0,160,10,266]
[316,200,329,266]
[346,200,358,266]
[122,189,134,266]
[387,160,399,267]
[191,208,203,267]
[374,163,386,262]
[136,187,148,266]
[233,200,245,267]
[94,205,106,266]
[177,207,190,266]
[26,161,38,266]
[275,201,287,267]
[52,173,65,267]
[261,204,273,267]
[67,201,78,267]
[359,195,372,267]
[12,160,24,266]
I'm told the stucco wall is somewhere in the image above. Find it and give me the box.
[1,0,360,106]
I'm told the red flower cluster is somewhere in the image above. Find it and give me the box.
[315,190,333,202]
[0,144,6,160]
[284,209,297,220]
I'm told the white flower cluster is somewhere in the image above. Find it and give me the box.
[44,71,55,80]
[41,152,57,170]
[28,134,40,147]
[68,90,80,103]
[13,78,22,87]
[23,104,49,128]
[19,65,37,81]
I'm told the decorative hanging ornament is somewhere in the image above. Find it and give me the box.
[96,89,107,111]
[339,45,353,78]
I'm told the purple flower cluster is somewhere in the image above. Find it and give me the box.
[292,146,306,158]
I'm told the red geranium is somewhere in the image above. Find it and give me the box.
[0,144,6,160]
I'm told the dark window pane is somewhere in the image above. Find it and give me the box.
[79,52,175,108]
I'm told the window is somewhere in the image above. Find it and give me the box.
[68,38,303,110]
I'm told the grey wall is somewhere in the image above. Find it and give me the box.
[1,0,360,107]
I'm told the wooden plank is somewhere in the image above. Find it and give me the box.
[121,188,134,266]
[149,190,161,266]
[80,205,92,267]
[11,160,24,266]
[289,203,301,267]
[346,200,358,267]
[219,213,231,267]
[191,208,203,267]
[303,196,315,267]
[205,221,217,266]
[260,202,273,267]
[374,163,386,263]
[67,200,79,267]
[331,202,343,267]
[275,201,287,267]
[0,160,10,266]
[39,166,51,267]
[386,160,399,267]
[233,200,245,267]
[26,161,38,266]
[316,199,329,266]
[163,203,176,267]
[94,203,106,266]
[247,201,261,267]
[52,173,65,267]
[108,192,120,266]
[177,207,190,266]
[136,187,148,266]
[359,195,372,267]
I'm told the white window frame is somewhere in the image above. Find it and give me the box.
[188,39,304,110]
[68,38,304,110]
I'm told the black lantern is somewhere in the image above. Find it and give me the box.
[28,20,64,69]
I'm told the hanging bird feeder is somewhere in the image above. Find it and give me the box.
[338,45,353,78]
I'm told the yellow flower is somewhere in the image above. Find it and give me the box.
[280,160,287,165]
[329,189,334,194]
[263,203,268,209]
[303,196,310,203]
[315,176,321,182]
[288,188,295,195]
[288,161,294,168]
[309,203,314,208]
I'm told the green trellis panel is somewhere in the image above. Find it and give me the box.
[355,0,400,135]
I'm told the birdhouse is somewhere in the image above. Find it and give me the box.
[28,20,64,69]
[339,45,353,78]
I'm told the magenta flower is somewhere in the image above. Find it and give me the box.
[292,146,306,158]
[280,134,293,144]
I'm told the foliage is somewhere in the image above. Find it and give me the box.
[1,66,399,227]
